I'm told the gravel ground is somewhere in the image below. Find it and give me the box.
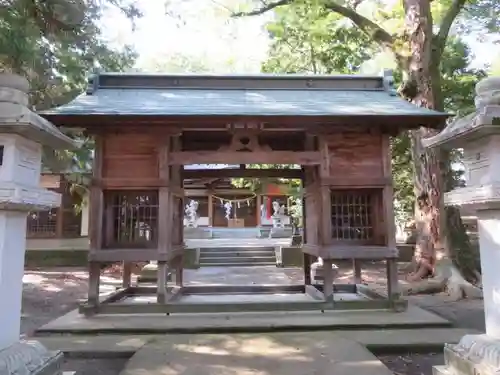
[378,353,444,375]
[21,263,484,375]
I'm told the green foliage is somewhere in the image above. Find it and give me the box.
[262,1,374,74]
[0,0,140,198]
[440,38,487,117]
[257,0,489,225]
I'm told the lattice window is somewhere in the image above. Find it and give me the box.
[330,190,375,242]
[27,209,58,238]
[104,190,159,248]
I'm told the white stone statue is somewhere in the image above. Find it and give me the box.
[184,199,199,228]
[271,200,286,228]
[224,201,232,220]
[260,203,267,221]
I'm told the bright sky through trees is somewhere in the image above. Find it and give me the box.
[98,0,496,73]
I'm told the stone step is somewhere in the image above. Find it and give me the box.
[210,229,261,239]
[200,246,275,253]
[200,256,276,264]
[199,250,275,258]
[199,262,277,267]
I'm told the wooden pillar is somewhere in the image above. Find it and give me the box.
[88,135,104,308]
[302,134,317,285]
[157,136,170,303]
[323,259,334,302]
[382,134,400,303]
[55,185,64,238]
[256,194,262,227]
[157,262,168,303]
[302,178,311,284]
[171,136,184,288]
[208,194,213,227]
[352,260,362,284]
[122,262,132,288]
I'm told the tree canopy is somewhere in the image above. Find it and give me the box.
[234,0,495,296]
[0,0,140,179]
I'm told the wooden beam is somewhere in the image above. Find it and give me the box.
[92,178,169,189]
[88,247,183,262]
[169,151,322,165]
[320,177,392,187]
[302,244,398,259]
[185,188,254,196]
[182,168,303,179]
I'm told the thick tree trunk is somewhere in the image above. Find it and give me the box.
[401,0,481,299]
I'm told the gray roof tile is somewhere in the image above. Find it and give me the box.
[42,88,445,117]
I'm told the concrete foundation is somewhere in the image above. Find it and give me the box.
[35,303,451,335]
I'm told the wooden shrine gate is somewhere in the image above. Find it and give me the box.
[40,72,448,316]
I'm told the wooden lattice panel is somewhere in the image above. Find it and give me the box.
[103,190,159,248]
[27,209,58,238]
[325,133,383,178]
[102,133,159,179]
[330,189,383,244]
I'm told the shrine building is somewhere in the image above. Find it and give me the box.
[39,71,448,315]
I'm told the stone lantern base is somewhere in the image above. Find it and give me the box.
[0,340,64,375]
[434,334,500,375]
[311,260,339,283]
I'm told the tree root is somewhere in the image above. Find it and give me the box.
[402,258,483,300]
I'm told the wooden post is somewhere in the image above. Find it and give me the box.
[122,262,132,288]
[302,135,317,285]
[157,261,168,304]
[323,259,334,302]
[208,194,213,227]
[352,260,362,284]
[320,185,332,245]
[88,135,104,308]
[55,180,64,238]
[170,136,184,288]
[256,194,262,227]
[157,136,170,303]
[302,180,311,284]
[381,134,400,304]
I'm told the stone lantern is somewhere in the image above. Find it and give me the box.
[423,76,500,375]
[0,74,75,374]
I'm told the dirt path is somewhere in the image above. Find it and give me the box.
[21,267,126,337]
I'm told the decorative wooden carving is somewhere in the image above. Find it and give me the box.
[218,129,271,152]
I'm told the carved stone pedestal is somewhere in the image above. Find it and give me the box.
[0,340,63,375]
[434,334,500,375]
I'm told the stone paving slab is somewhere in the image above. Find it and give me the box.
[120,332,394,375]
[338,328,481,349]
[38,335,155,357]
[34,328,478,357]
[35,304,451,335]
[183,266,295,285]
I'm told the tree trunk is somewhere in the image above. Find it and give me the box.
[401,0,481,299]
